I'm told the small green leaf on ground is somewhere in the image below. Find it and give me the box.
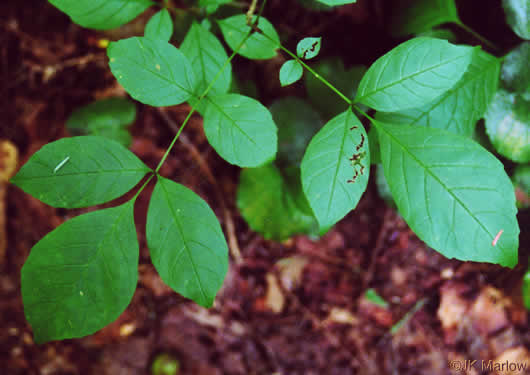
[279,60,303,87]
[144,9,173,42]
[484,90,530,163]
[181,22,231,97]
[501,42,530,100]
[66,97,136,147]
[364,289,389,308]
[22,201,138,343]
[297,37,322,60]
[48,0,152,30]
[355,38,474,112]
[146,176,228,308]
[203,94,278,167]
[502,0,530,40]
[305,58,366,120]
[390,0,460,36]
[218,15,280,60]
[10,136,150,208]
[238,164,318,241]
[375,49,500,137]
[376,121,519,267]
[391,299,426,334]
[108,37,197,106]
[301,110,370,234]
[151,353,180,375]
[270,97,323,167]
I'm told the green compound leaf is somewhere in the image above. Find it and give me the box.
[146,176,228,308]
[108,36,197,107]
[501,42,530,100]
[364,289,389,308]
[376,49,500,137]
[297,37,322,60]
[218,15,280,60]
[484,90,530,163]
[48,0,153,30]
[181,22,231,97]
[203,94,278,167]
[301,110,370,234]
[237,164,318,241]
[66,97,136,147]
[10,136,150,208]
[376,122,519,267]
[144,9,173,42]
[22,201,138,344]
[305,58,366,120]
[279,60,303,87]
[502,0,530,40]
[390,0,460,36]
[270,97,323,167]
[355,38,474,112]
[315,0,356,5]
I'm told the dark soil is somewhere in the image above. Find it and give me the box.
[1,0,528,374]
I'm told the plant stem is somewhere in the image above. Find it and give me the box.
[155,0,269,174]
[260,32,352,106]
[455,21,498,51]
[132,173,155,200]
[154,32,254,175]
[352,104,376,123]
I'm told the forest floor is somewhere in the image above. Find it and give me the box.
[0,0,528,374]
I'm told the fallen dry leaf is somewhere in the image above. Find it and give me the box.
[276,256,309,291]
[264,273,285,314]
[469,287,510,336]
[0,140,19,265]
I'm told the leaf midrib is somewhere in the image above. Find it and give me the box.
[205,96,260,147]
[159,179,208,305]
[356,50,472,103]
[408,54,498,126]
[378,124,495,240]
[13,169,148,181]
